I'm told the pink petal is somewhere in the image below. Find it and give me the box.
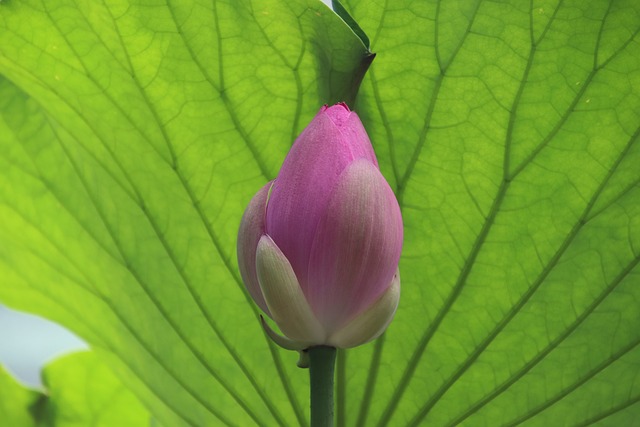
[266,105,378,293]
[237,182,272,314]
[306,159,403,332]
[328,270,400,348]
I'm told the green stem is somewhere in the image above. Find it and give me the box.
[336,349,346,427]
[309,346,337,427]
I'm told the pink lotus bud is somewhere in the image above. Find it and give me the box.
[237,103,403,349]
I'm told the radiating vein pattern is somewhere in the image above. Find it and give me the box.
[346,0,640,425]
[1,0,639,425]
[0,0,369,426]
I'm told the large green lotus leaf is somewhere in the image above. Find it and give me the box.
[338,0,640,425]
[0,0,369,425]
[1,0,640,426]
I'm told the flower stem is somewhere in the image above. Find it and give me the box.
[309,346,337,427]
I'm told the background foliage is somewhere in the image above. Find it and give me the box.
[1,0,639,425]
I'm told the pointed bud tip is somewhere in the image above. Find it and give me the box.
[323,102,352,127]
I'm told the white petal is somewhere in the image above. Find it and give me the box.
[259,316,310,351]
[237,182,273,314]
[255,235,325,343]
[327,270,400,348]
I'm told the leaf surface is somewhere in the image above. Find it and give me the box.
[1,0,640,426]
[0,0,368,425]
[1,352,150,427]
[36,351,150,427]
[340,0,640,425]
[0,366,39,427]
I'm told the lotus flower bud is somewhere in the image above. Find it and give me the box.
[237,103,403,349]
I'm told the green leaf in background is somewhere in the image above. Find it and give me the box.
[39,351,150,427]
[1,0,639,426]
[0,365,40,426]
[1,352,150,426]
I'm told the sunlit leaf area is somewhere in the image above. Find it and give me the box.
[1,0,639,425]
